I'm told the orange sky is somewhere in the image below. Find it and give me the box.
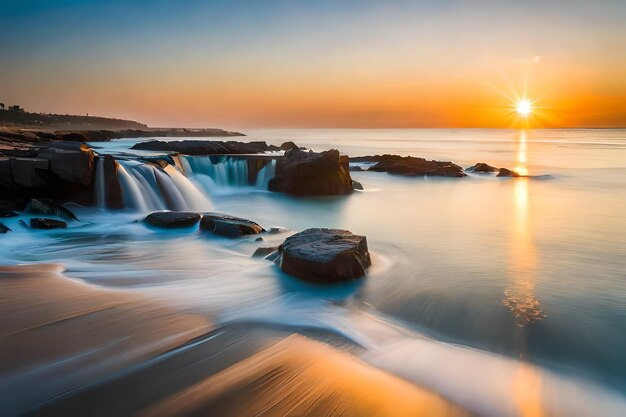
[2,1,625,128]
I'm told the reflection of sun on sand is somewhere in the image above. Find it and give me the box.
[0,263,212,415]
[142,334,470,417]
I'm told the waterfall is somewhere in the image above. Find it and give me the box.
[93,156,106,209]
[181,156,276,194]
[116,160,211,212]
[255,159,277,189]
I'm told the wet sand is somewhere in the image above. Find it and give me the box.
[1,264,471,417]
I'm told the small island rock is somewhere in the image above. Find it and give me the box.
[200,213,264,238]
[276,228,371,283]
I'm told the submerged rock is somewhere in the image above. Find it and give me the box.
[357,155,465,177]
[26,198,78,221]
[497,167,520,177]
[145,211,201,228]
[253,246,279,258]
[276,228,371,283]
[29,218,67,229]
[200,213,264,238]
[0,222,10,233]
[467,162,498,174]
[268,149,353,196]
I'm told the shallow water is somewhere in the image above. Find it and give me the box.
[2,128,626,415]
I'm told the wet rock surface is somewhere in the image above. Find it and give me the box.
[200,213,264,238]
[29,218,67,229]
[0,222,10,233]
[145,211,202,228]
[467,162,499,173]
[276,228,371,283]
[132,140,278,155]
[268,149,353,196]
[497,167,520,177]
[26,198,78,221]
[351,155,465,177]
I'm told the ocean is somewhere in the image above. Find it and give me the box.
[1,128,625,416]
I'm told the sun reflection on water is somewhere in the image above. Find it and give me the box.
[503,130,545,326]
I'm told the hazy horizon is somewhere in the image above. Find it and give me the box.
[2,0,625,129]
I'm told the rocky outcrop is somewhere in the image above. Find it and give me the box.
[352,155,465,177]
[145,211,201,228]
[268,149,353,196]
[0,222,10,233]
[497,168,520,177]
[26,198,78,221]
[280,141,299,151]
[275,228,371,283]
[101,155,124,209]
[200,213,264,238]
[38,142,95,185]
[131,140,277,155]
[467,162,498,174]
[29,218,67,229]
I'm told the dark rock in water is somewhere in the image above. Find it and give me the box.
[30,218,67,229]
[26,198,78,221]
[253,246,279,258]
[269,227,286,234]
[0,222,10,233]
[131,140,279,155]
[352,180,364,190]
[145,211,201,228]
[497,168,520,177]
[100,155,124,209]
[255,237,264,242]
[268,149,353,196]
[349,165,363,172]
[358,155,465,177]
[280,141,299,151]
[276,228,371,283]
[467,162,498,173]
[200,213,264,238]
[0,208,18,217]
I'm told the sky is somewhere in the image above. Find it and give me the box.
[1,0,625,128]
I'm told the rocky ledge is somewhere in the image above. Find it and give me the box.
[131,140,280,155]
[351,155,466,177]
[269,149,353,196]
[275,228,371,283]
[145,211,202,228]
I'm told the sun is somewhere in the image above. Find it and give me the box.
[516,99,532,117]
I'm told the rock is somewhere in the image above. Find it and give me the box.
[268,149,353,196]
[253,246,279,258]
[26,198,78,221]
[349,165,363,172]
[276,228,371,283]
[7,158,50,187]
[0,222,10,233]
[497,167,520,177]
[30,218,67,229]
[145,211,201,228]
[280,141,299,151]
[352,180,364,190]
[357,155,465,177]
[0,208,18,217]
[467,162,498,173]
[269,227,285,234]
[100,155,124,209]
[200,213,264,238]
[38,143,95,185]
[131,140,279,155]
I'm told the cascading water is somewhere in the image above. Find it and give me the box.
[93,156,106,209]
[180,156,276,195]
[116,160,211,212]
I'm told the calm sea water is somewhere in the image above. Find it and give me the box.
[2,128,625,415]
